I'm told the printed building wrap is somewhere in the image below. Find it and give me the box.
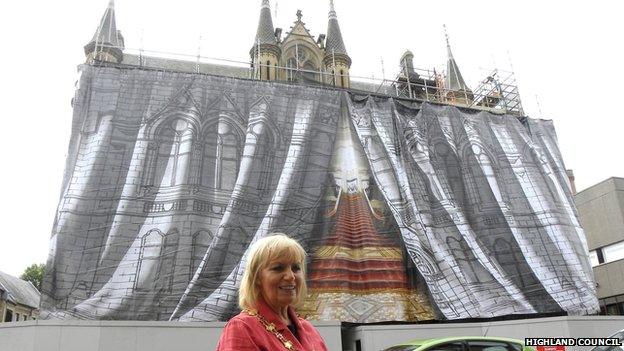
[40,65,598,322]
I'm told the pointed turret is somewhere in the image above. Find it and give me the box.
[84,0,124,64]
[323,0,351,88]
[325,0,348,57]
[253,0,277,46]
[250,0,281,80]
[443,26,473,103]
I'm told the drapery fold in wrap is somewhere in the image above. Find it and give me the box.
[41,65,598,322]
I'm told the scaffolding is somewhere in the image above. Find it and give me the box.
[92,44,526,116]
[470,69,524,115]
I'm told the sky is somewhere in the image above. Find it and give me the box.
[0,0,622,277]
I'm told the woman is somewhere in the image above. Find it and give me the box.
[216,234,328,351]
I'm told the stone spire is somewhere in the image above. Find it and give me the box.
[253,0,278,46]
[444,25,471,95]
[323,0,351,88]
[250,0,281,81]
[84,0,124,63]
[325,0,348,57]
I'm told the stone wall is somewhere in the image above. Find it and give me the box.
[0,319,341,351]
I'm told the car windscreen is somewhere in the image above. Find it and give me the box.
[383,345,421,351]
[592,331,624,351]
[468,340,522,351]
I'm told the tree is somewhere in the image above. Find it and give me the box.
[20,263,45,290]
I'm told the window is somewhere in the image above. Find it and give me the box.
[468,341,517,351]
[302,62,318,82]
[446,236,492,284]
[286,58,297,81]
[191,230,213,279]
[603,301,624,316]
[590,250,601,266]
[15,313,20,321]
[428,341,465,351]
[603,241,624,263]
[384,346,418,351]
[151,119,194,188]
[589,241,624,266]
[201,121,241,192]
[493,237,538,288]
[4,309,12,322]
[135,230,164,291]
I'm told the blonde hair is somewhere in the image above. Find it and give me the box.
[239,233,308,311]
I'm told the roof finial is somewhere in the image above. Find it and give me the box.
[329,0,337,19]
[296,9,303,21]
[443,24,450,48]
[108,0,115,8]
[261,0,270,9]
[443,24,471,95]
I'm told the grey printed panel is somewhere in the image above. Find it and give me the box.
[40,65,598,322]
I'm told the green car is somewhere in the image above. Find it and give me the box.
[591,328,624,351]
[382,336,535,351]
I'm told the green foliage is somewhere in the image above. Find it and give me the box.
[20,263,45,290]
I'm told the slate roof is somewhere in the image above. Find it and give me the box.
[325,0,348,56]
[0,271,40,309]
[122,54,251,78]
[121,54,378,93]
[254,0,277,46]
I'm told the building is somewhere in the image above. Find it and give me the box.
[85,0,353,88]
[575,177,624,315]
[83,0,522,112]
[39,0,597,323]
[0,271,40,322]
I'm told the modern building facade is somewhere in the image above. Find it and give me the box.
[575,177,624,315]
[0,271,40,323]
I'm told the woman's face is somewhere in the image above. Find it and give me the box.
[258,257,303,312]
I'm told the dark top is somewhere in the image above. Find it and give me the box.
[288,323,300,341]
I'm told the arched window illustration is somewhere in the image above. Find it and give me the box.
[253,128,276,196]
[152,118,195,188]
[157,229,179,293]
[433,142,465,205]
[218,132,240,190]
[492,237,538,289]
[300,132,331,193]
[190,230,213,280]
[463,156,484,205]
[463,143,505,207]
[201,120,241,191]
[135,229,164,291]
[446,236,490,284]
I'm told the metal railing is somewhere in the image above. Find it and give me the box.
[90,44,525,116]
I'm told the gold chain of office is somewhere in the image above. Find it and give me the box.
[243,308,298,351]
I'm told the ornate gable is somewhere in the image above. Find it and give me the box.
[279,11,325,82]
